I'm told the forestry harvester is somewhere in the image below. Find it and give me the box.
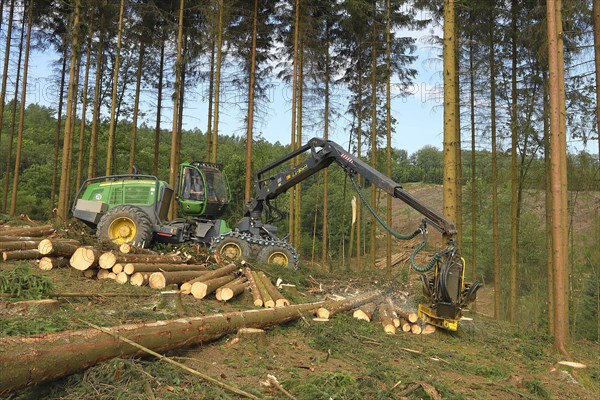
[72,138,480,330]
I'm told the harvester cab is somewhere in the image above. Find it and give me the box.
[72,163,232,248]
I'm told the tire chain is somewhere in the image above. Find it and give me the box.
[209,230,299,269]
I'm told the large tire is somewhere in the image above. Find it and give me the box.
[97,205,153,248]
[213,236,251,263]
[256,245,296,269]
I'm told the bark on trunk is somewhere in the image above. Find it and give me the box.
[252,270,274,307]
[38,240,79,257]
[0,241,40,252]
[243,267,262,306]
[257,272,290,307]
[129,263,206,273]
[2,250,40,261]
[99,253,186,270]
[0,225,54,237]
[378,302,396,335]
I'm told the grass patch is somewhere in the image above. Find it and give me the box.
[525,379,552,399]
[287,371,362,400]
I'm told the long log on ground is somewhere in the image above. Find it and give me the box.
[0,241,40,252]
[243,267,263,307]
[38,257,69,271]
[130,263,208,273]
[119,243,156,254]
[2,249,41,261]
[258,272,290,307]
[378,302,396,334]
[352,302,377,322]
[70,247,101,271]
[190,274,237,299]
[100,253,187,270]
[252,270,274,307]
[0,236,41,242]
[148,271,208,289]
[0,225,54,237]
[0,289,381,394]
[37,239,80,257]
[217,281,250,302]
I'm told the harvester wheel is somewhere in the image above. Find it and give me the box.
[213,236,251,262]
[97,205,153,248]
[257,245,296,269]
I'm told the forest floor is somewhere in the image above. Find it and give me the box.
[1,255,599,400]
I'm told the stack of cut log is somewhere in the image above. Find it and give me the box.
[351,300,436,335]
[243,267,291,307]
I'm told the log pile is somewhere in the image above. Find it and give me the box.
[351,300,436,336]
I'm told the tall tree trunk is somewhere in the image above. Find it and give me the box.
[356,66,363,271]
[546,0,569,355]
[245,0,258,204]
[469,31,477,287]
[369,1,377,268]
[594,0,600,164]
[205,30,215,161]
[153,37,164,177]
[56,0,81,221]
[0,0,15,171]
[543,74,554,335]
[50,47,68,210]
[105,0,125,176]
[289,0,300,249]
[321,24,331,265]
[9,0,33,216]
[294,41,303,250]
[509,0,519,323]
[176,36,187,174]
[211,0,223,163]
[1,5,24,213]
[87,29,104,179]
[129,40,144,173]
[442,0,458,233]
[168,0,185,220]
[489,9,500,320]
[385,0,392,275]
[75,22,93,191]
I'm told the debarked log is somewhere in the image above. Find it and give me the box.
[0,290,382,394]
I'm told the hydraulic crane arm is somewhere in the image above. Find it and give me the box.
[248,137,456,237]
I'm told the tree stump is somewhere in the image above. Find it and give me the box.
[236,327,267,350]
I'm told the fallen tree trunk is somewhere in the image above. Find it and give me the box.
[0,225,54,237]
[38,257,69,271]
[129,263,208,274]
[0,241,40,252]
[0,236,40,242]
[2,250,41,261]
[100,253,188,270]
[0,289,381,394]
[243,267,263,307]
[252,270,274,307]
[38,240,79,257]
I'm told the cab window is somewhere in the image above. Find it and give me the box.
[180,167,204,201]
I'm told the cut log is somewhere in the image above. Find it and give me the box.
[395,308,418,323]
[119,243,156,254]
[115,272,129,284]
[0,289,382,394]
[0,225,54,237]
[96,269,111,280]
[98,252,117,270]
[38,257,69,271]
[112,264,124,274]
[190,274,237,299]
[315,307,330,319]
[410,323,422,335]
[37,240,79,257]
[398,318,412,333]
[252,270,274,307]
[148,271,208,289]
[421,324,436,335]
[378,302,396,335]
[215,276,246,300]
[130,272,148,286]
[123,263,135,275]
[109,253,187,265]
[243,267,263,307]
[106,272,117,280]
[129,263,208,273]
[180,263,238,294]
[2,249,41,261]
[352,302,377,322]
[257,272,290,307]
[70,247,101,271]
[217,281,250,302]
[0,241,40,252]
